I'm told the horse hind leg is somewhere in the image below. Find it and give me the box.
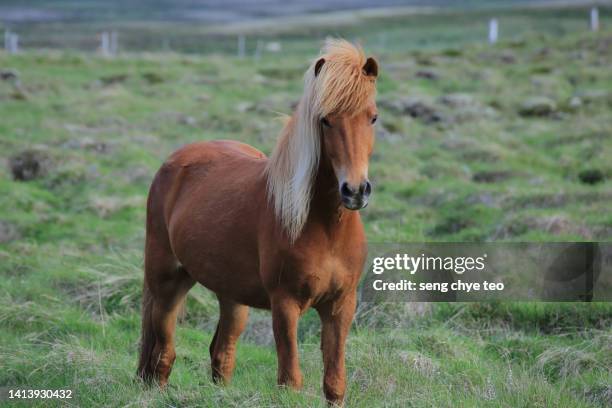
[209,322,219,360]
[210,296,249,384]
[138,236,195,387]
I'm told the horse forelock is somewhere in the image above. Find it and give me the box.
[315,39,377,117]
[265,39,377,243]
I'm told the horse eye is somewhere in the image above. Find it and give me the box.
[371,115,378,125]
[321,117,331,128]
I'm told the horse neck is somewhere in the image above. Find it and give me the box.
[309,149,347,226]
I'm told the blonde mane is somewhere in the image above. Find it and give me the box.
[265,39,377,242]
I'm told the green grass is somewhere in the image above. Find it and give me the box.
[1,5,611,407]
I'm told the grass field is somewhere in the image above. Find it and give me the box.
[1,4,611,407]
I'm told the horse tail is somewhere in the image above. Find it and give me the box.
[137,280,156,382]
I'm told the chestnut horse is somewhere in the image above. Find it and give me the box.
[137,39,378,405]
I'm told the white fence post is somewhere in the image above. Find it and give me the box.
[489,18,498,44]
[9,33,18,53]
[4,30,19,54]
[237,35,245,58]
[590,8,599,32]
[100,31,109,56]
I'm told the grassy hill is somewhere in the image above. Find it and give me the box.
[1,5,611,407]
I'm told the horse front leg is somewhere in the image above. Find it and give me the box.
[271,293,303,389]
[317,292,357,406]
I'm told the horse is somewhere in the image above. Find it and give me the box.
[137,39,378,406]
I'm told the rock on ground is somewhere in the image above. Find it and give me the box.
[438,93,475,108]
[519,96,557,116]
[379,96,442,124]
[578,169,605,185]
[9,148,51,181]
[415,69,440,80]
[0,69,19,83]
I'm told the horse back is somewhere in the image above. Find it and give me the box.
[167,140,266,166]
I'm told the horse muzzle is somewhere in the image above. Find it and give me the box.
[340,180,371,210]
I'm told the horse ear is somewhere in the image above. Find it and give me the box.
[363,57,378,77]
[314,58,325,77]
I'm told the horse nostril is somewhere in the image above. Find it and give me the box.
[340,182,354,198]
[361,180,372,197]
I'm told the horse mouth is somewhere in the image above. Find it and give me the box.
[341,197,368,210]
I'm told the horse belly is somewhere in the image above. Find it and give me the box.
[169,203,270,306]
[189,249,270,308]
